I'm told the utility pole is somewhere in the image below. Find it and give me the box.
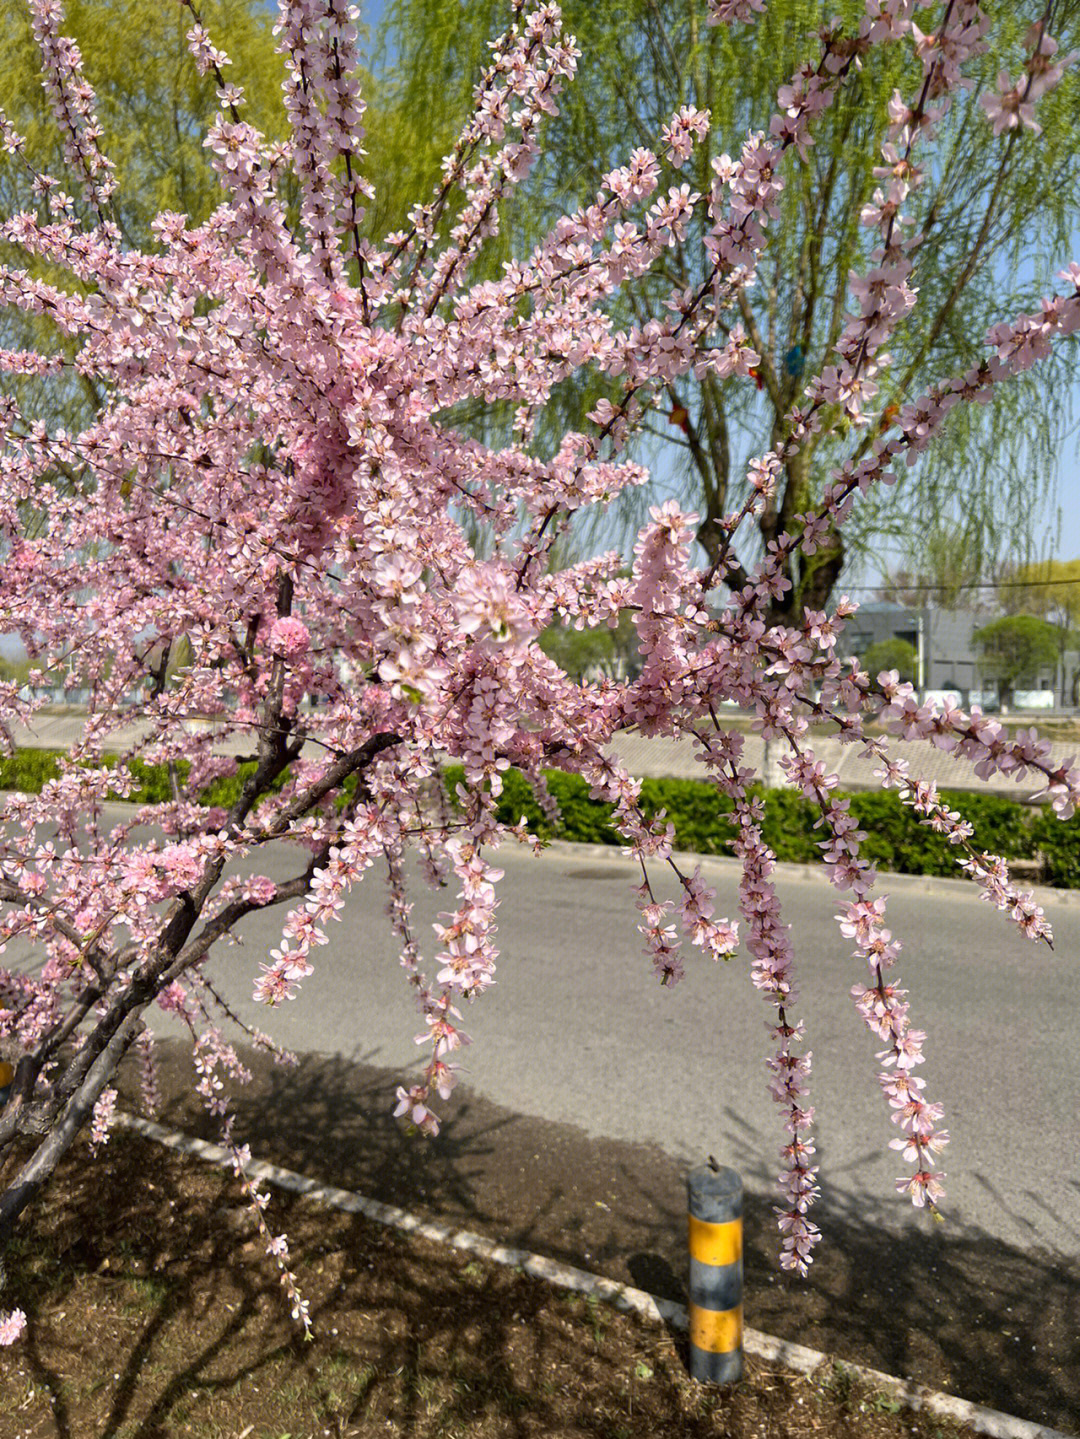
[911,610,926,693]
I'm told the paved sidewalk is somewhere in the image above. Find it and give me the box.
[607,729,1075,797]
[8,711,278,760]
[13,708,1073,797]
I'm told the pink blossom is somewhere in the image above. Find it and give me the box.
[0,1309,27,1346]
[707,0,766,24]
[268,616,311,659]
[979,72,1040,136]
[89,1086,117,1150]
[244,875,278,906]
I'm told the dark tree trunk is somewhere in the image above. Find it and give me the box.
[695,442,845,629]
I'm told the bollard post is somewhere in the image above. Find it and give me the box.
[687,1162,743,1384]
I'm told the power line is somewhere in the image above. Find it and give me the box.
[846,574,1080,595]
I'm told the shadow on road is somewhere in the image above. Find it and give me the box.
[126,1039,1079,1435]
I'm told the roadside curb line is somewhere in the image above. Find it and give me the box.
[116,1112,1074,1439]
[542,838,1080,907]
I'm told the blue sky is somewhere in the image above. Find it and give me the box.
[1039,426,1080,562]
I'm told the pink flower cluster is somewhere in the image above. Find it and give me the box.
[268,615,311,660]
[89,1086,117,1151]
[707,0,766,23]
[980,20,1075,135]
[27,0,115,213]
[222,1116,311,1335]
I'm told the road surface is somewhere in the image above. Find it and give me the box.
[140,834,1079,1260]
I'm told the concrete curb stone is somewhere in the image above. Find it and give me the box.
[540,837,1080,908]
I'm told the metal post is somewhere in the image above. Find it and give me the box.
[914,611,925,693]
[687,1163,743,1383]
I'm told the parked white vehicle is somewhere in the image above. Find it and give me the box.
[1012,690,1056,710]
[922,689,963,713]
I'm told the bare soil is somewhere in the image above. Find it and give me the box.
[1,1125,988,1439]
[109,1041,1078,1435]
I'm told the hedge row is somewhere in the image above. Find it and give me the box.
[443,764,1080,888]
[5,748,1078,887]
[0,749,286,810]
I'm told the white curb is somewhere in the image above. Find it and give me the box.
[541,838,1080,908]
[115,1112,1074,1439]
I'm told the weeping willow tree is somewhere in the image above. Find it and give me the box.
[0,0,294,224]
[374,0,1080,620]
[0,0,293,466]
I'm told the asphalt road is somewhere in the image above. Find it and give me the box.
[139,832,1079,1262]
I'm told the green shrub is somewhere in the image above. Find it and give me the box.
[639,777,735,855]
[1032,807,1080,888]
[7,745,1080,888]
[758,788,821,864]
[442,764,619,843]
[0,748,62,793]
[439,763,1080,886]
[936,789,1036,861]
[860,637,918,685]
[544,771,622,845]
[0,748,288,811]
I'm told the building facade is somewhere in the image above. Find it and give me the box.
[839,602,1079,709]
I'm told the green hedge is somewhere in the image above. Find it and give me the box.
[5,747,1077,887]
[0,748,287,810]
[443,764,1080,887]
[1031,808,1080,888]
[0,748,64,796]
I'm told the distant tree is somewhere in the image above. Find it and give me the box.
[1002,557,1080,625]
[861,637,918,686]
[875,526,1006,610]
[973,615,1060,708]
[538,609,639,681]
[995,558,1080,704]
[0,657,20,686]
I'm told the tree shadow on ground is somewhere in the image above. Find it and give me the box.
[121,1039,1079,1434]
[8,1127,885,1439]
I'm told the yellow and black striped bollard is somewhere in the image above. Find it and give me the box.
[687,1162,743,1383]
